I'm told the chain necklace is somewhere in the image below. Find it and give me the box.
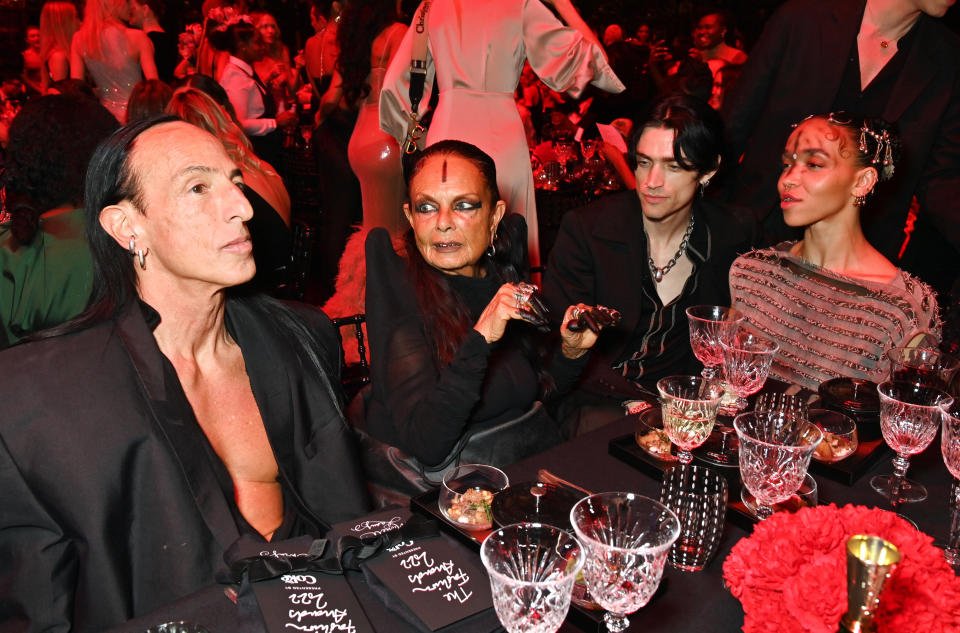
[647,214,694,283]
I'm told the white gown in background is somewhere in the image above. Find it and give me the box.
[379,0,624,267]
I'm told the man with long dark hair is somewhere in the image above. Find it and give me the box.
[0,116,368,631]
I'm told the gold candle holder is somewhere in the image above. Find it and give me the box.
[838,535,901,633]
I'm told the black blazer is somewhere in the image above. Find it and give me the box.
[722,0,960,293]
[543,191,753,396]
[0,296,370,632]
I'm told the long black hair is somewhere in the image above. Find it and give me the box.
[336,0,398,104]
[630,93,724,176]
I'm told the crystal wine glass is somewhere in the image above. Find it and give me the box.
[734,411,822,520]
[871,381,952,504]
[656,376,725,464]
[719,330,779,416]
[887,346,960,394]
[942,399,960,571]
[685,306,744,380]
[570,493,680,633]
[480,523,585,633]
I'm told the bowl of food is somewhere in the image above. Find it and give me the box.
[438,464,509,531]
[633,407,678,462]
[809,409,859,462]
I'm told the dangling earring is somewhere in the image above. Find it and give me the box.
[486,237,497,258]
[854,194,867,207]
[129,236,147,269]
[699,179,711,197]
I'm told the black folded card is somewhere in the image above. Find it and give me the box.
[228,535,375,633]
[334,509,493,631]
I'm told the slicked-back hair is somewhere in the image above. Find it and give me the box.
[630,94,724,176]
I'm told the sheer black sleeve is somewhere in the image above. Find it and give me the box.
[365,229,496,466]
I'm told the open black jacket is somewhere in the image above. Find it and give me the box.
[543,191,753,396]
[0,295,369,632]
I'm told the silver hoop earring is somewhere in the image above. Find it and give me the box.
[137,249,146,270]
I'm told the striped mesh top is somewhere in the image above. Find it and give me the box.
[729,244,941,390]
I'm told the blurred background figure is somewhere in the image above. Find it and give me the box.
[252,10,299,111]
[212,16,298,172]
[166,86,292,291]
[39,1,79,94]
[70,0,158,122]
[174,29,199,78]
[690,8,747,110]
[0,94,119,348]
[21,26,44,95]
[126,78,173,121]
[126,0,177,83]
[304,0,342,97]
[322,0,406,233]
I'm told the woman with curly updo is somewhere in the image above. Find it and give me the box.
[729,113,940,390]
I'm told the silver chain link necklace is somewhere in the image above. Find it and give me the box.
[647,214,694,283]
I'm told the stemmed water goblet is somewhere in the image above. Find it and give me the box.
[719,329,779,416]
[480,523,585,633]
[870,381,952,504]
[552,139,577,179]
[734,411,822,520]
[685,306,744,380]
[941,399,960,572]
[570,493,680,632]
[657,376,725,464]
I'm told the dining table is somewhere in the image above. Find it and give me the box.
[106,387,956,633]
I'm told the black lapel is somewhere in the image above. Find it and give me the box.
[115,301,240,550]
[883,15,942,123]
[814,1,865,112]
[224,299,296,476]
[592,194,646,331]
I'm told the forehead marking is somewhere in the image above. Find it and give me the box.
[441,159,447,183]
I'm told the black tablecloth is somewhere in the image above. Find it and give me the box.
[107,405,954,633]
